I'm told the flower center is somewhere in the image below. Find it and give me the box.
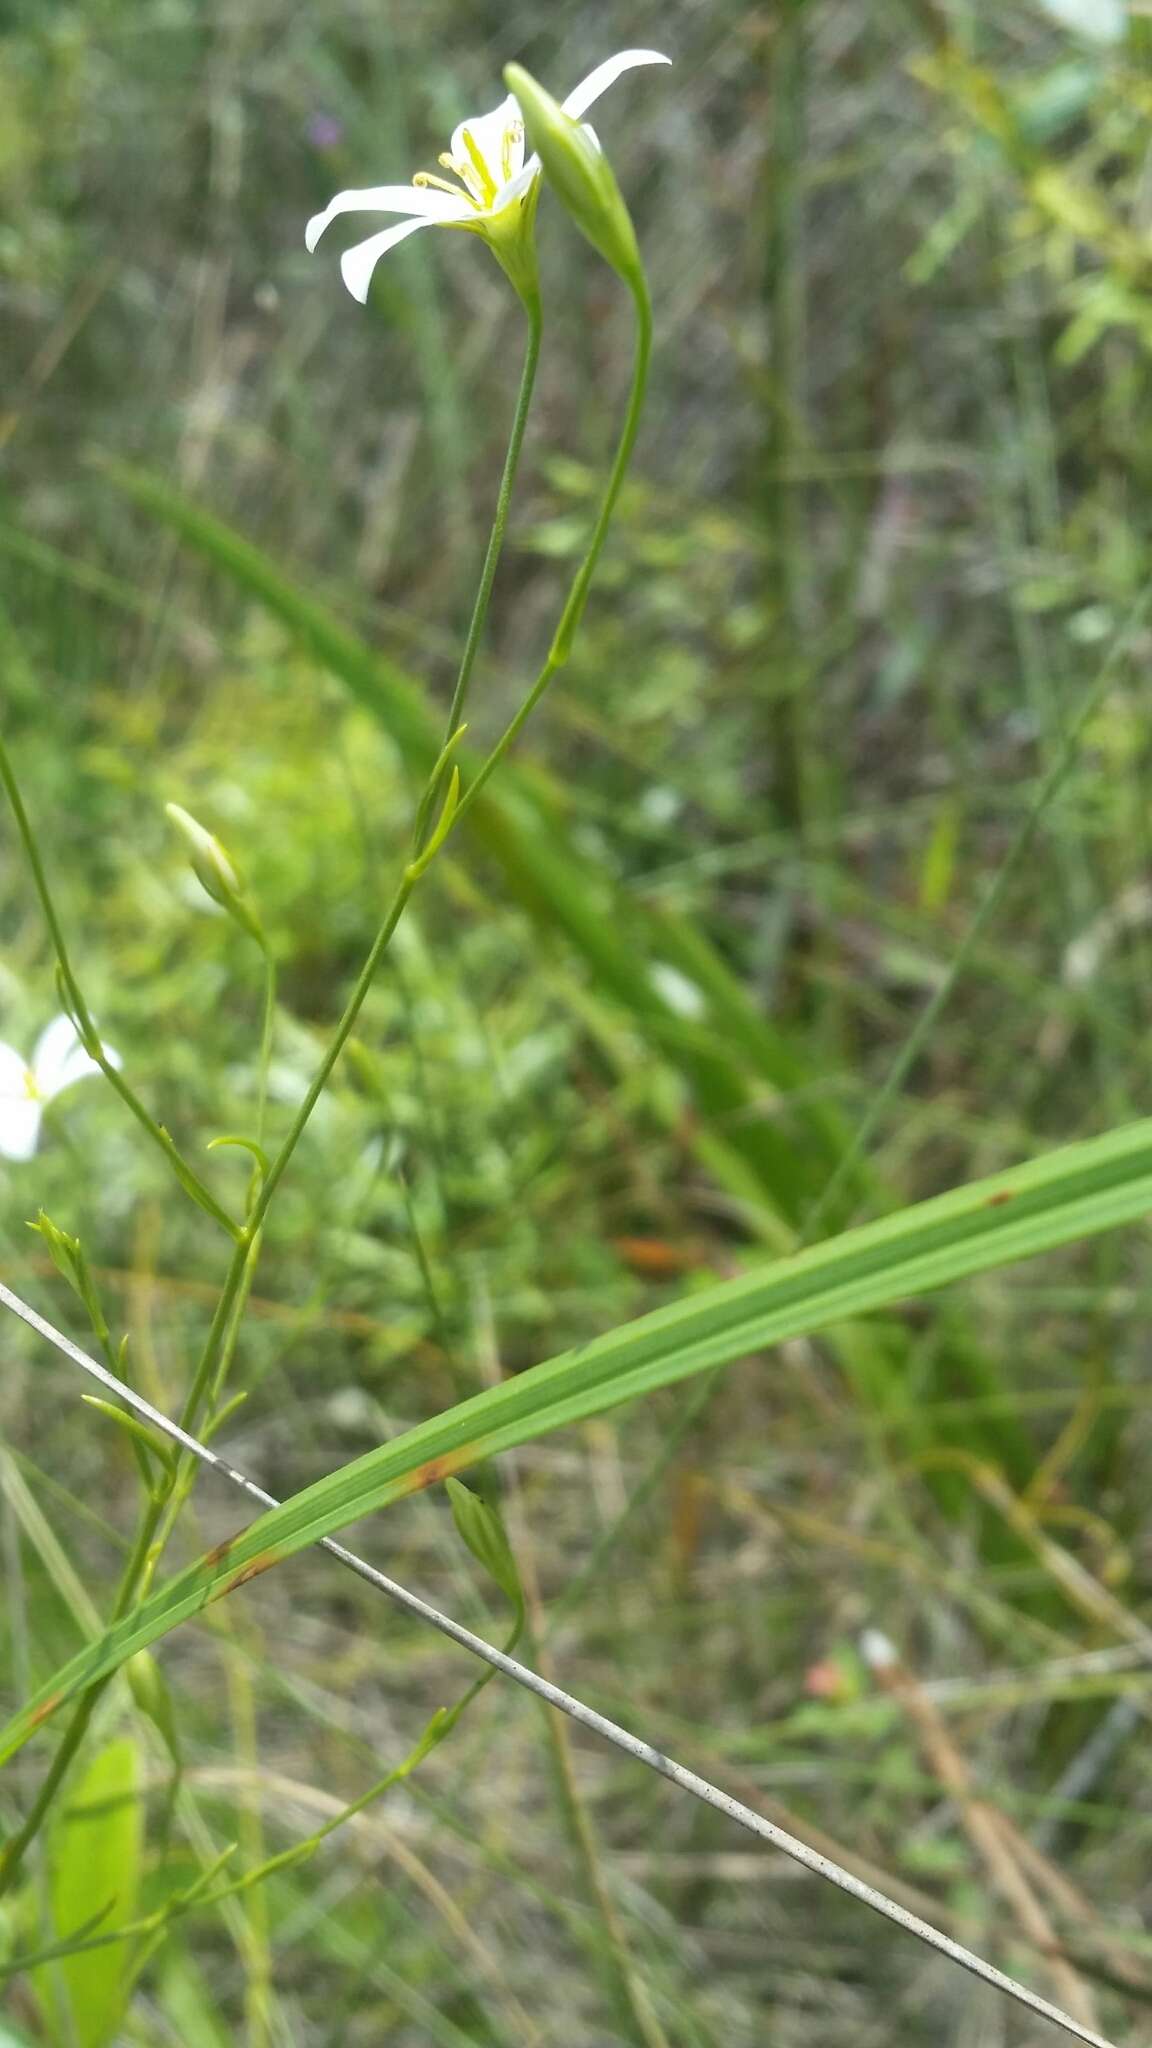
[417,117,526,214]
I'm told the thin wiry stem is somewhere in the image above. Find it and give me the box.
[413,291,543,853]
[454,272,653,832]
[0,1279,1118,2048]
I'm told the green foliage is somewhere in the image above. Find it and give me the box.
[3,3,1152,2044]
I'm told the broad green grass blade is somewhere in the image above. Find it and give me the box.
[33,1736,142,2047]
[5,1113,1152,1766]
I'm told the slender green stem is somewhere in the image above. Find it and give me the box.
[242,299,555,1218]
[143,1225,265,1582]
[251,275,649,1212]
[255,948,276,1149]
[0,732,240,1241]
[455,273,652,828]
[413,293,543,851]
[252,875,416,1220]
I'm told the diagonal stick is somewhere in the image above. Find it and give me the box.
[0,1276,1118,2048]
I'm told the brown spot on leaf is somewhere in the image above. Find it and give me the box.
[221,1552,280,1597]
[983,1189,1017,1208]
[28,1691,64,1729]
[396,1444,478,1497]
[203,1533,241,1568]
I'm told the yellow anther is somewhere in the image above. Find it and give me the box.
[501,121,522,186]
[414,170,474,203]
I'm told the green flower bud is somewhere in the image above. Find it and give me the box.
[446,1477,522,1610]
[166,802,264,946]
[29,1211,110,1345]
[504,64,642,285]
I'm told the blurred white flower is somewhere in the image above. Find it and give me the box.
[305,49,670,303]
[1034,0,1125,41]
[0,1015,119,1162]
[650,963,706,1020]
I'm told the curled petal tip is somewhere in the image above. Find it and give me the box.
[338,215,437,301]
[340,250,372,304]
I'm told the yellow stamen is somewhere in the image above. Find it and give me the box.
[414,170,475,204]
[501,121,522,186]
[460,125,498,206]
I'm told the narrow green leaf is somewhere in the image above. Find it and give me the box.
[81,1397,175,1476]
[205,1135,270,1179]
[4,1114,1152,1766]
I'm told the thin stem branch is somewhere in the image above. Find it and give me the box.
[455,274,653,830]
[413,293,543,851]
[255,949,276,1149]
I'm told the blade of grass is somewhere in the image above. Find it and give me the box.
[6,1107,1152,1760]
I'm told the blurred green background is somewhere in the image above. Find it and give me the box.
[4,0,1152,2041]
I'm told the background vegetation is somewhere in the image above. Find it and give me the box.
[3,0,1152,2040]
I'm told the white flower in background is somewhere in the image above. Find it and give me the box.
[1034,0,1125,42]
[305,49,670,303]
[0,1015,119,1163]
[649,963,706,1021]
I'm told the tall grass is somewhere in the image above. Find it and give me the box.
[2,3,1152,2044]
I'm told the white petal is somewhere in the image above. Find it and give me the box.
[489,160,541,214]
[31,1013,119,1098]
[560,49,672,124]
[450,94,523,188]
[340,216,440,303]
[0,1042,29,1094]
[305,183,470,253]
[30,1015,88,1095]
[0,1098,42,1162]
[0,1047,41,1161]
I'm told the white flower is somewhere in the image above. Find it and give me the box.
[0,1015,120,1163]
[306,49,670,303]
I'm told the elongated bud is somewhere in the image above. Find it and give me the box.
[166,803,264,946]
[446,1477,523,1611]
[29,1210,109,1346]
[504,64,642,284]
